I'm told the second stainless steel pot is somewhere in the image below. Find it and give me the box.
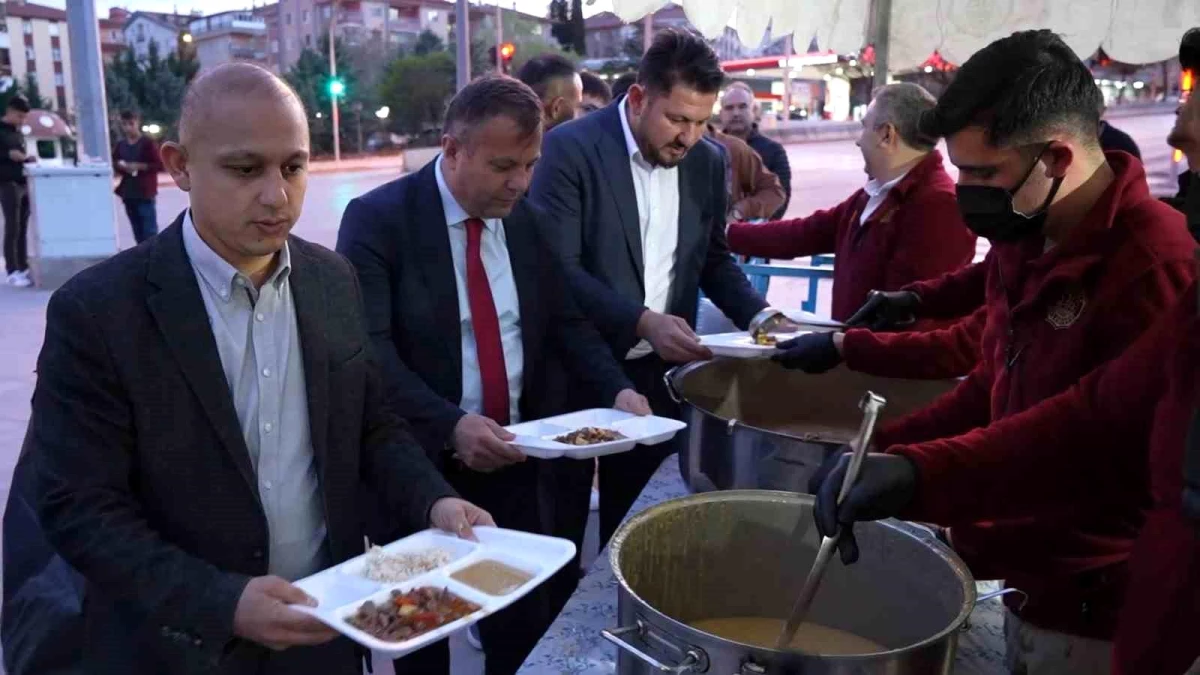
[605,490,977,675]
[666,360,955,493]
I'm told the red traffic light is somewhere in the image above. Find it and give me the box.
[499,42,515,61]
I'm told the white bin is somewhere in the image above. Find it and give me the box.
[26,163,118,289]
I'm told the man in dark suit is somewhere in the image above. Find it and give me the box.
[32,63,491,675]
[529,29,789,551]
[336,75,649,675]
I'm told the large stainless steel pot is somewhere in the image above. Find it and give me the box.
[666,360,955,493]
[605,491,975,675]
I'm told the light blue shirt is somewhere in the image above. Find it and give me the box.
[434,157,524,423]
[182,211,328,581]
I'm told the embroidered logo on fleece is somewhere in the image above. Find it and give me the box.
[1045,286,1087,329]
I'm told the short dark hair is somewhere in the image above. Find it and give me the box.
[637,28,724,96]
[444,74,542,141]
[119,110,140,122]
[920,30,1103,148]
[580,71,612,104]
[515,53,578,102]
[611,72,637,99]
[7,95,30,113]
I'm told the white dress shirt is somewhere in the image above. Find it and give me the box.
[435,157,524,423]
[620,97,680,360]
[181,211,327,581]
[859,168,911,225]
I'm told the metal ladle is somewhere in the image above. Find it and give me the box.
[775,391,887,650]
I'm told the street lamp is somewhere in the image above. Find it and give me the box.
[375,106,390,119]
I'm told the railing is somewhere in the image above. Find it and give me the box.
[738,256,834,313]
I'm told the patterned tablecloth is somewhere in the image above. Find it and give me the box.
[518,456,1009,675]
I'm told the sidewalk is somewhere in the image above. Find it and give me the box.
[157,152,406,186]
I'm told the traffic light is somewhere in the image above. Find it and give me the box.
[500,42,516,73]
[328,77,345,99]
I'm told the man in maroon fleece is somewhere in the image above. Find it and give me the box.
[112,110,163,244]
[727,83,975,322]
[807,30,1194,675]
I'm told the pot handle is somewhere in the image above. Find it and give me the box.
[602,621,707,674]
[663,367,683,404]
[976,587,1028,610]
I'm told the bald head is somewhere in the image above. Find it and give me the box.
[161,61,311,284]
[178,63,305,144]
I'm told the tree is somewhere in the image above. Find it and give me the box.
[474,11,577,73]
[549,0,586,55]
[102,39,195,140]
[21,73,50,110]
[413,29,445,56]
[622,23,646,59]
[378,51,456,138]
[284,38,369,155]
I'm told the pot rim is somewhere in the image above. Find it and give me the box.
[666,361,851,445]
[609,490,978,661]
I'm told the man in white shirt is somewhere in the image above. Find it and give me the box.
[337,75,649,675]
[530,29,791,549]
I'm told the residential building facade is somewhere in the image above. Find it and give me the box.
[5,1,73,112]
[268,0,547,72]
[190,10,270,73]
[100,7,129,62]
[124,11,195,62]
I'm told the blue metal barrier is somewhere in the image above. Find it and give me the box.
[738,259,835,313]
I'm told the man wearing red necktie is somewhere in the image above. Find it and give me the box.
[337,75,649,675]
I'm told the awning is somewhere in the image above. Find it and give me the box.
[609,0,1200,67]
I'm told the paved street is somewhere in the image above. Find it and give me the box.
[0,112,1180,671]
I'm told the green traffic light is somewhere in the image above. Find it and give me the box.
[329,79,345,97]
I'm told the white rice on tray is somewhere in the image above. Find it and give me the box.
[362,545,452,583]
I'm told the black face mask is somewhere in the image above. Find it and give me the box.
[955,143,1064,243]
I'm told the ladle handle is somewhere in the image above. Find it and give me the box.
[835,392,887,506]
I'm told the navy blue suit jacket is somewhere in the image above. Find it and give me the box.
[529,100,768,356]
[336,161,633,461]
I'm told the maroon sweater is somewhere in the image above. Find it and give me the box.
[885,284,1200,673]
[726,150,976,321]
[879,152,1196,639]
[112,135,162,201]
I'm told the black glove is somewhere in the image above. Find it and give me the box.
[772,332,842,373]
[845,290,921,331]
[807,449,918,565]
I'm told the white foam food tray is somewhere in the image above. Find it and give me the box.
[504,408,686,460]
[699,330,815,359]
[291,527,575,658]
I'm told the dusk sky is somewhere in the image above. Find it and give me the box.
[40,0,615,19]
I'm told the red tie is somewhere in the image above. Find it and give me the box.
[464,217,510,425]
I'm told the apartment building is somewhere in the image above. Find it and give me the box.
[100,8,129,62]
[190,10,271,73]
[4,1,73,112]
[124,10,195,62]
[269,0,548,72]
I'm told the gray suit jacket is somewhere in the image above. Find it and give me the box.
[33,216,456,675]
